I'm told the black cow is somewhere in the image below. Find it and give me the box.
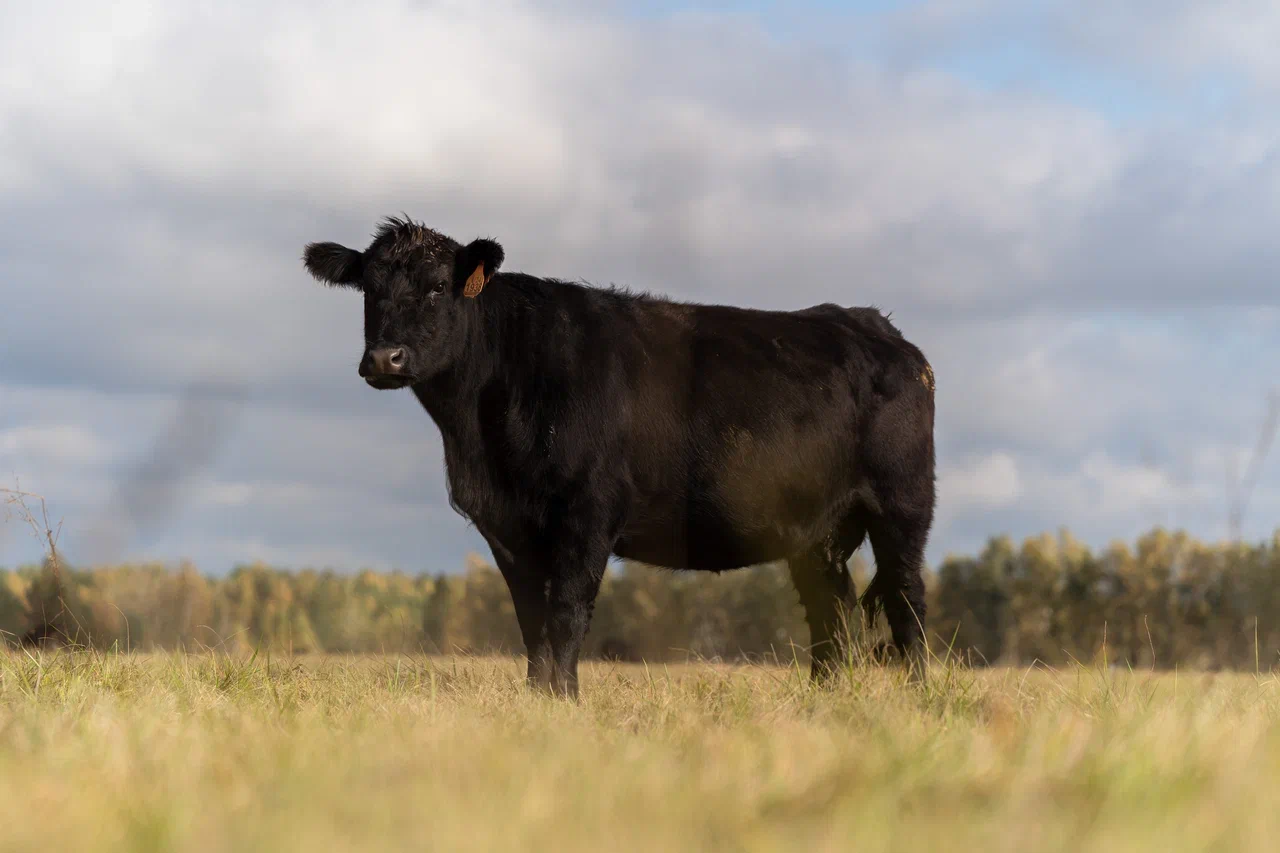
[303,216,936,697]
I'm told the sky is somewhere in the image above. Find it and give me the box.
[1,0,1278,576]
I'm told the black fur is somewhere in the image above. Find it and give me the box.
[303,215,937,697]
[303,242,363,287]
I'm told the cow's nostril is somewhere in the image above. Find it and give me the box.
[388,348,406,369]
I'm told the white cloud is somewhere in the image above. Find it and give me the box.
[0,424,110,468]
[940,451,1023,508]
[1076,452,1212,517]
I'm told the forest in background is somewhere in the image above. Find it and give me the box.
[5,526,1280,671]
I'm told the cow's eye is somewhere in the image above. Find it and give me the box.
[431,280,445,295]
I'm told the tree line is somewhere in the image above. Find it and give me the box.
[3,526,1280,671]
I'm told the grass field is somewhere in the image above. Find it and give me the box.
[1,651,1278,852]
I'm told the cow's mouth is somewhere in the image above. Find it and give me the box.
[365,375,413,390]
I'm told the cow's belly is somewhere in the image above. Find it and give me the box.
[613,505,796,571]
[616,444,857,570]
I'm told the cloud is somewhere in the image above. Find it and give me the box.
[1,0,1277,573]
[0,424,111,468]
[1046,1,1280,93]
[1077,452,1213,517]
[939,451,1022,508]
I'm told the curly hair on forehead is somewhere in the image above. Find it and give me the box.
[367,214,459,261]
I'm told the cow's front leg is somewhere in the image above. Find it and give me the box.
[543,534,610,700]
[484,536,552,690]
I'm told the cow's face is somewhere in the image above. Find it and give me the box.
[302,217,504,389]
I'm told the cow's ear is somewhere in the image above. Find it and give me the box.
[303,242,363,288]
[454,238,504,298]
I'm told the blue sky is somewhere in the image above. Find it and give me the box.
[2,0,1278,576]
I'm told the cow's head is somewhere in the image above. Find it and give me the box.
[302,216,504,389]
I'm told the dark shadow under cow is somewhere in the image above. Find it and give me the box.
[303,216,936,698]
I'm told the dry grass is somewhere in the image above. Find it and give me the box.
[1,650,1278,852]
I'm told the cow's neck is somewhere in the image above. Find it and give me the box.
[409,295,506,443]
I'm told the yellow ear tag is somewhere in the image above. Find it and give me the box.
[920,363,935,392]
[463,263,486,298]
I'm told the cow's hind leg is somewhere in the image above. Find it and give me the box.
[858,570,897,664]
[788,520,865,682]
[861,375,936,684]
[866,510,931,683]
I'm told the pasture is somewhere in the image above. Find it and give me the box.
[2,651,1277,852]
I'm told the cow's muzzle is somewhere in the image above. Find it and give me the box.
[359,347,412,389]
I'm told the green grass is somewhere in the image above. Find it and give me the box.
[1,650,1279,852]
